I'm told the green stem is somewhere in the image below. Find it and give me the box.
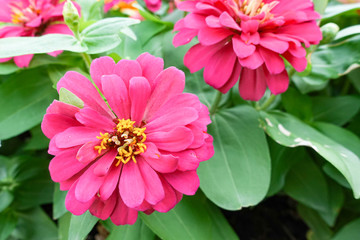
[209,91,223,116]
[257,94,277,111]
[81,52,92,72]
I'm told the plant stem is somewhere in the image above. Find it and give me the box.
[81,52,92,72]
[209,91,223,116]
[257,94,277,111]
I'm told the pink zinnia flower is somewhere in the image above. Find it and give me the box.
[0,0,80,68]
[173,0,322,101]
[41,53,214,225]
[104,0,161,13]
[103,0,143,20]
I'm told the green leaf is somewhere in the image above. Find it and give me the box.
[284,157,329,212]
[141,193,238,240]
[323,163,351,189]
[23,125,50,150]
[0,190,14,212]
[0,210,17,240]
[81,17,140,54]
[107,218,155,240]
[53,183,68,220]
[59,212,72,240]
[281,87,313,122]
[298,204,332,240]
[260,111,360,199]
[0,68,57,140]
[312,96,360,126]
[313,0,328,15]
[267,144,305,196]
[335,25,360,41]
[332,218,360,240]
[0,62,19,75]
[14,207,57,240]
[0,34,86,58]
[322,3,360,19]
[68,211,98,240]
[59,88,84,108]
[199,105,271,210]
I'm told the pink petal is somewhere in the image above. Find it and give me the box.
[49,147,87,182]
[193,134,214,161]
[143,67,185,120]
[283,52,308,72]
[90,56,116,91]
[142,143,178,173]
[41,113,81,139]
[110,197,138,225]
[75,164,106,202]
[184,42,224,73]
[0,26,25,38]
[89,193,117,220]
[173,28,198,47]
[153,176,178,212]
[260,35,289,54]
[264,69,289,95]
[101,74,130,119]
[259,47,285,74]
[136,53,164,87]
[183,13,207,29]
[13,54,33,68]
[205,15,221,28]
[55,127,99,148]
[174,150,200,171]
[163,170,199,195]
[119,161,145,208]
[113,59,142,88]
[146,107,198,132]
[43,23,72,35]
[238,67,267,101]
[147,126,193,152]
[99,165,122,201]
[241,20,259,33]
[57,71,114,118]
[76,141,100,164]
[66,182,95,215]
[238,50,264,69]
[46,100,79,117]
[138,158,165,205]
[187,124,205,148]
[129,77,151,126]
[204,43,236,89]
[198,27,232,46]
[93,149,118,176]
[75,107,115,132]
[219,12,241,31]
[218,60,242,93]
[232,36,256,58]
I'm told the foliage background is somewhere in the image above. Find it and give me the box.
[1,0,360,239]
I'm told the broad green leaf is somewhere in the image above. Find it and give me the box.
[281,87,313,122]
[0,190,14,212]
[314,0,328,15]
[260,111,360,199]
[59,88,84,108]
[332,218,360,240]
[0,34,86,58]
[312,96,360,126]
[14,207,57,240]
[69,211,98,240]
[293,35,360,93]
[298,204,332,240]
[0,210,17,240]
[53,183,68,219]
[323,163,351,189]
[59,212,72,240]
[107,218,155,240]
[81,17,140,54]
[267,144,305,196]
[199,105,271,210]
[322,3,360,19]
[0,68,57,140]
[77,0,103,21]
[284,158,329,213]
[0,62,19,75]
[23,125,50,150]
[335,25,360,41]
[141,193,238,240]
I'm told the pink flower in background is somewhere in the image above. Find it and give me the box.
[41,53,214,225]
[104,0,161,13]
[173,0,322,101]
[0,0,80,68]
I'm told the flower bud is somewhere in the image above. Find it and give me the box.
[63,0,80,33]
[320,23,340,45]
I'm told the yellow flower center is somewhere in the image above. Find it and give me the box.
[234,0,278,22]
[10,3,41,25]
[94,119,147,166]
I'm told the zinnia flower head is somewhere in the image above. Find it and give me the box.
[173,0,322,101]
[41,53,214,225]
[104,0,161,13]
[0,0,80,68]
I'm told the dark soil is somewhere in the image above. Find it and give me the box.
[222,195,308,240]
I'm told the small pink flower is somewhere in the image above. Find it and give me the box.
[104,0,161,13]
[173,0,322,101]
[0,0,80,68]
[41,53,214,225]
